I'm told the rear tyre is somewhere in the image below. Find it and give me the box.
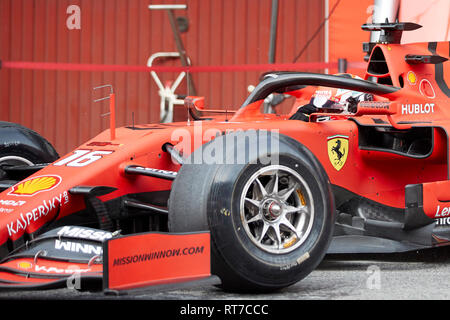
[168,131,335,292]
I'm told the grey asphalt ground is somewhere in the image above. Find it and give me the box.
[0,246,449,301]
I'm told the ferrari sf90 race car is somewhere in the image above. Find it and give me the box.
[0,22,449,292]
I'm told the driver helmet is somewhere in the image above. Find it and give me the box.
[310,74,373,113]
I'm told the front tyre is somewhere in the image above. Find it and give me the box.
[168,131,335,292]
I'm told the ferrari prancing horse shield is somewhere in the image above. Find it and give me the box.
[327,135,349,171]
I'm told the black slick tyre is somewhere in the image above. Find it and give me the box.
[0,122,59,180]
[168,131,335,292]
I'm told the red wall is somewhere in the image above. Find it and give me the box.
[328,0,373,77]
[0,0,325,155]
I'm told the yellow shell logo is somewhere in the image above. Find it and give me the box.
[17,261,32,270]
[9,175,61,196]
[407,71,417,85]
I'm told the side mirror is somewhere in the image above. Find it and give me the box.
[184,96,205,111]
[184,96,236,115]
[355,101,397,116]
[355,101,411,130]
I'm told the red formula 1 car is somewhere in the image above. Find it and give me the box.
[0,22,449,292]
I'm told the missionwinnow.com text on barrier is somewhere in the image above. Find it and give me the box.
[112,246,205,266]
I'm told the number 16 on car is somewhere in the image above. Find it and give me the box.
[54,150,113,167]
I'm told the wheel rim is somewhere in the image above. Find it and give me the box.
[0,156,34,166]
[240,165,314,254]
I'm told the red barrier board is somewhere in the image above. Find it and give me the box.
[103,232,211,291]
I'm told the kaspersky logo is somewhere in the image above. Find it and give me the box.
[8,175,62,196]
